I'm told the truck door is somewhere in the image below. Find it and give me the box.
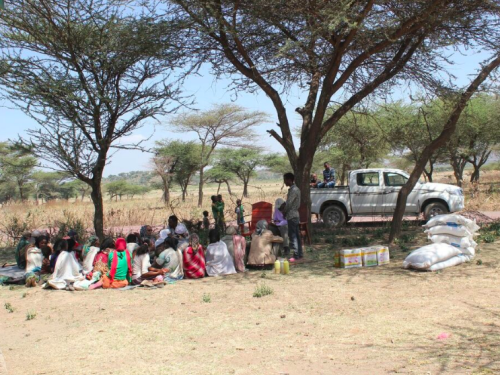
[382,172,418,214]
[350,171,384,214]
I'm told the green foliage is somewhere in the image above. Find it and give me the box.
[478,233,496,244]
[340,235,369,247]
[26,310,37,321]
[253,283,274,298]
[202,293,211,303]
[4,302,15,313]
[0,142,37,202]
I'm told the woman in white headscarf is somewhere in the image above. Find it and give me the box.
[273,198,290,256]
[205,229,236,277]
[221,226,246,272]
[247,220,283,266]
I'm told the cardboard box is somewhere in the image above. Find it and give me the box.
[361,247,378,267]
[373,245,390,266]
[340,249,362,268]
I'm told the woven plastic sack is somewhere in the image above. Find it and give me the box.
[428,254,469,271]
[424,214,480,233]
[428,234,477,250]
[403,243,461,270]
[425,225,473,238]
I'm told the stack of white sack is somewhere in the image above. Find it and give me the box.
[403,214,479,271]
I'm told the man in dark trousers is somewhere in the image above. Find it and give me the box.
[283,172,303,262]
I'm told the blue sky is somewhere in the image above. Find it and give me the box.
[0,48,492,176]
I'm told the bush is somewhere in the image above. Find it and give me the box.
[253,283,274,298]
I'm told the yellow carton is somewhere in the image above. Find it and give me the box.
[340,249,362,268]
[361,247,378,267]
[373,245,390,266]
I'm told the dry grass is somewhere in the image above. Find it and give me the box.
[1,228,499,374]
[1,170,500,245]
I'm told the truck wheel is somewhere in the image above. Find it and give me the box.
[322,206,346,227]
[424,202,449,221]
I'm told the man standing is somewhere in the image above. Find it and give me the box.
[318,162,336,188]
[283,173,303,261]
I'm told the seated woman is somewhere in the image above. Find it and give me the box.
[140,225,157,241]
[48,239,84,290]
[102,238,132,289]
[93,238,114,267]
[15,231,31,269]
[25,235,48,287]
[153,237,184,280]
[174,223,190,251]
[182,234,206,279]
[221,226,246,273]
[272,198,290,257]
[82,236,100,276]
[247,220,283,267]
[131,243,166,285]
[205,229,236,277]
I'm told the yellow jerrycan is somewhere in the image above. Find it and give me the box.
[274,259,281,274]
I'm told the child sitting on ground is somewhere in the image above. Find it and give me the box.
[202,211,210,231]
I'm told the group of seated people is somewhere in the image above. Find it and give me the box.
[310,162,336,188]
[13,211,293,290]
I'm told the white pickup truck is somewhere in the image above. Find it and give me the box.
[311,168,464,226]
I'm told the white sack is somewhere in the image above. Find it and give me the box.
[428,254,469,271]
[428,234,477,250]
[424,214,480,233]
[425,225,474,238]
[403,243,461,270]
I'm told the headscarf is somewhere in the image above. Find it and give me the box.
[226,226,237,236]
[256,220,268,236]
[275,198,285,209]
[109,237,132,282]
[175,223,188,236]
[82,235,98,257]
[155,229,171,248]
[140,225,149,238]
[189,234,200,253]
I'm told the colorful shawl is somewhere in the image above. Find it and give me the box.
[183,244,205,279]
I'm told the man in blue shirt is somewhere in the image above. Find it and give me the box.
[318,162,336,188]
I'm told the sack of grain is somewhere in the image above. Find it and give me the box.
[424,214,480,233]
[403,243,461,270]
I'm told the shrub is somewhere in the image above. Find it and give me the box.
[253,283,274,298]
[202,293,211,303]
[26,310,37,321]
[4,302,14,313]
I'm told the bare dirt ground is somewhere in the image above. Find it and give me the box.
[1,233,499,375]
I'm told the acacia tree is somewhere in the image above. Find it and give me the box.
[217,148,264,197]
[318,109,388,184]
[171,103,265,206]
[380,100,449,182]
[389,55,500,242]
[0,0,187,239]
[0,142,37,201]
[169,0,498,217]
[153,140,201,202]
[152,151,177,204]
[204,165,235,195]
[454,95,500,183]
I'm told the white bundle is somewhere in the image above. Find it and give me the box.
[424,214,480,233]
[403,243,462,270]
[428,234,477,250]
[425,225,474,238]
[428,254,469,271]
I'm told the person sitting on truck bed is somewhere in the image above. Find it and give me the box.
[310,173,319,188]
[318,163,336,188]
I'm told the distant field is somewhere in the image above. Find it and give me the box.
[0,169,499,245]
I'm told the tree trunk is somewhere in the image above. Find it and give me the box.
[162,177,170,204]
[243,180,249,198]
[224,180,232,195]
[17,180,25,201]
[450,156,467,187]
[198,167,205,207]
[389,55,500,243]
[470,164,480,183]
[182,186,187,201]
[423,161,434,182]
[90,182,105,240]
[217,182,221,194]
